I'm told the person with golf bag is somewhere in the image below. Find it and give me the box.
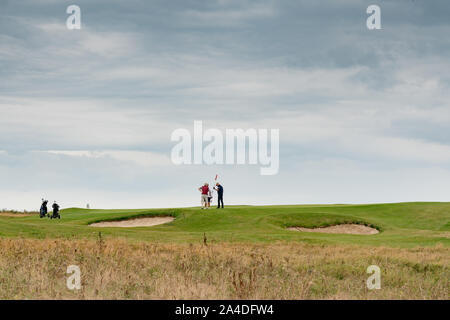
[40,199,48,218]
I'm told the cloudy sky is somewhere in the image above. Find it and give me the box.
[1,0,450,210]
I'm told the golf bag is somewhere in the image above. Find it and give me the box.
[40,200,48,218]
[51,202,60,219]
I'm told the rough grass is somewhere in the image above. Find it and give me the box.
[0,238,448,300]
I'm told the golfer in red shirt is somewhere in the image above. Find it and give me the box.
[198,183,210,209]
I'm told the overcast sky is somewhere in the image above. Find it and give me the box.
[1,0,450,210]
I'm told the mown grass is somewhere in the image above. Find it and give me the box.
[0,238,447,300]
[0,202,448,247]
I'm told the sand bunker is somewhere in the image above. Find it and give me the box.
[90,216,174,228]
[288,224,379,235]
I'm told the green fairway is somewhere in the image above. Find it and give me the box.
[0,202,449,247]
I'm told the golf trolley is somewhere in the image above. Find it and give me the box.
[49,202,61,219]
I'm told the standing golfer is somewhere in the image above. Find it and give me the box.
[198,183,210,209]
[214,182,224,209]
[207,187,213,208]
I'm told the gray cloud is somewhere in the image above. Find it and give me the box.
[1,0,450,209]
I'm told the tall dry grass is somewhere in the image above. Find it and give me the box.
[0,237,448,299]
[0,210,36,217]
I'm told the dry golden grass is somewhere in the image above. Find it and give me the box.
[0,237,448,300]
[0,210,36,217]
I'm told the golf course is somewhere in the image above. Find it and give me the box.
[1,202,449,246]
[0,202,448,299]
